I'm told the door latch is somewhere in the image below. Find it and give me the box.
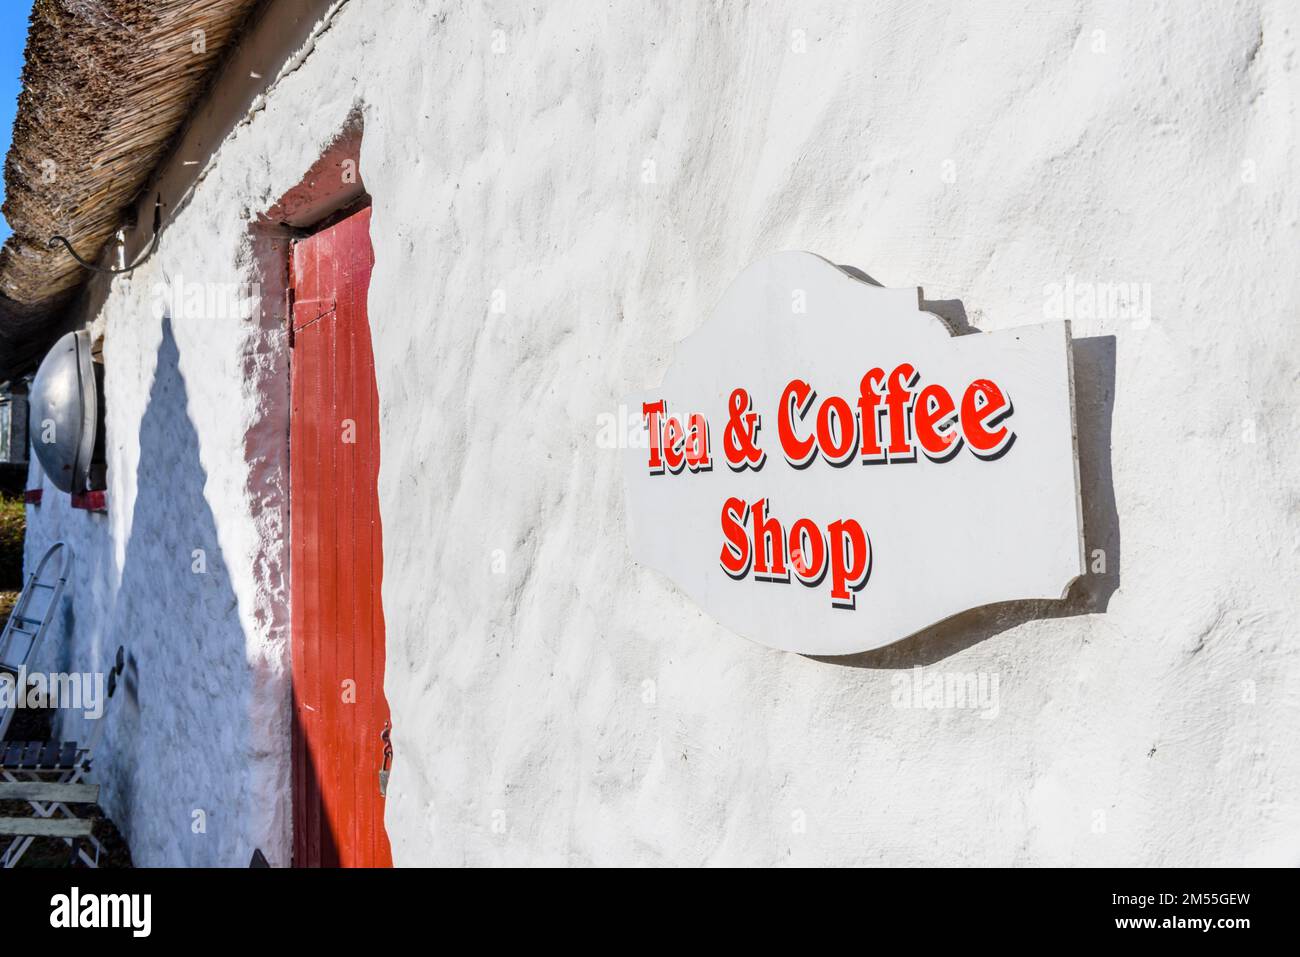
[378,720,393,797]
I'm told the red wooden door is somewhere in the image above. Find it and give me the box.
[289,205,393,867]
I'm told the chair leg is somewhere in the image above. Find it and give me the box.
[77,840,99,868]
[2,834,34,868]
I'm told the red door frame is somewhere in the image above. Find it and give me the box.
[288,204,393,867]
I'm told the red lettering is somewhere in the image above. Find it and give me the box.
[884,363,917,460]
[663,415,685,472]
[723,388,765,470]
[778,379,817,467]
[643,400,666,473]
[857,368,886,461]
[961,379,1014,458]
[788,518,826,585]
[684,414,712,471]
[719,497,750,579]
[750,498,788,580]
[816,395,857,465]
[914,384,961,461]
[719,500,870,608]
[828,518,871,609]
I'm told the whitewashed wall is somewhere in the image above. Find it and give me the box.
[24,0,1300,866]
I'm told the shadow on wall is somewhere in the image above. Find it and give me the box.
[817,319,1120,668]
[101,318,254,863]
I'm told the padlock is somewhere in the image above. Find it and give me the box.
[378,720,393,797]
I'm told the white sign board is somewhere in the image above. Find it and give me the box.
[623,252,1084,655]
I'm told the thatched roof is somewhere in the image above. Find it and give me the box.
[0,0,262,380]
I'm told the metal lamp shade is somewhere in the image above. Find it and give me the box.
[29,330,104,494]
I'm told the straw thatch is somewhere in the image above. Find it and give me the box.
[0,0,262,380]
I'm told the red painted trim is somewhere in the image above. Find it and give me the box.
[71,490,107,512]
[23,489,42,505]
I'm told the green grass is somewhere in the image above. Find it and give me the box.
[0,495,23,592]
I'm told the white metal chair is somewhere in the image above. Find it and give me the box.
[0,541,111,868]
[0,646,125,867]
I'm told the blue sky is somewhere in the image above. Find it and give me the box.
[0,1,35,244]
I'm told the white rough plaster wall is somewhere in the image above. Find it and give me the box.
[22,223,293,864]
[24,0,1300,865]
